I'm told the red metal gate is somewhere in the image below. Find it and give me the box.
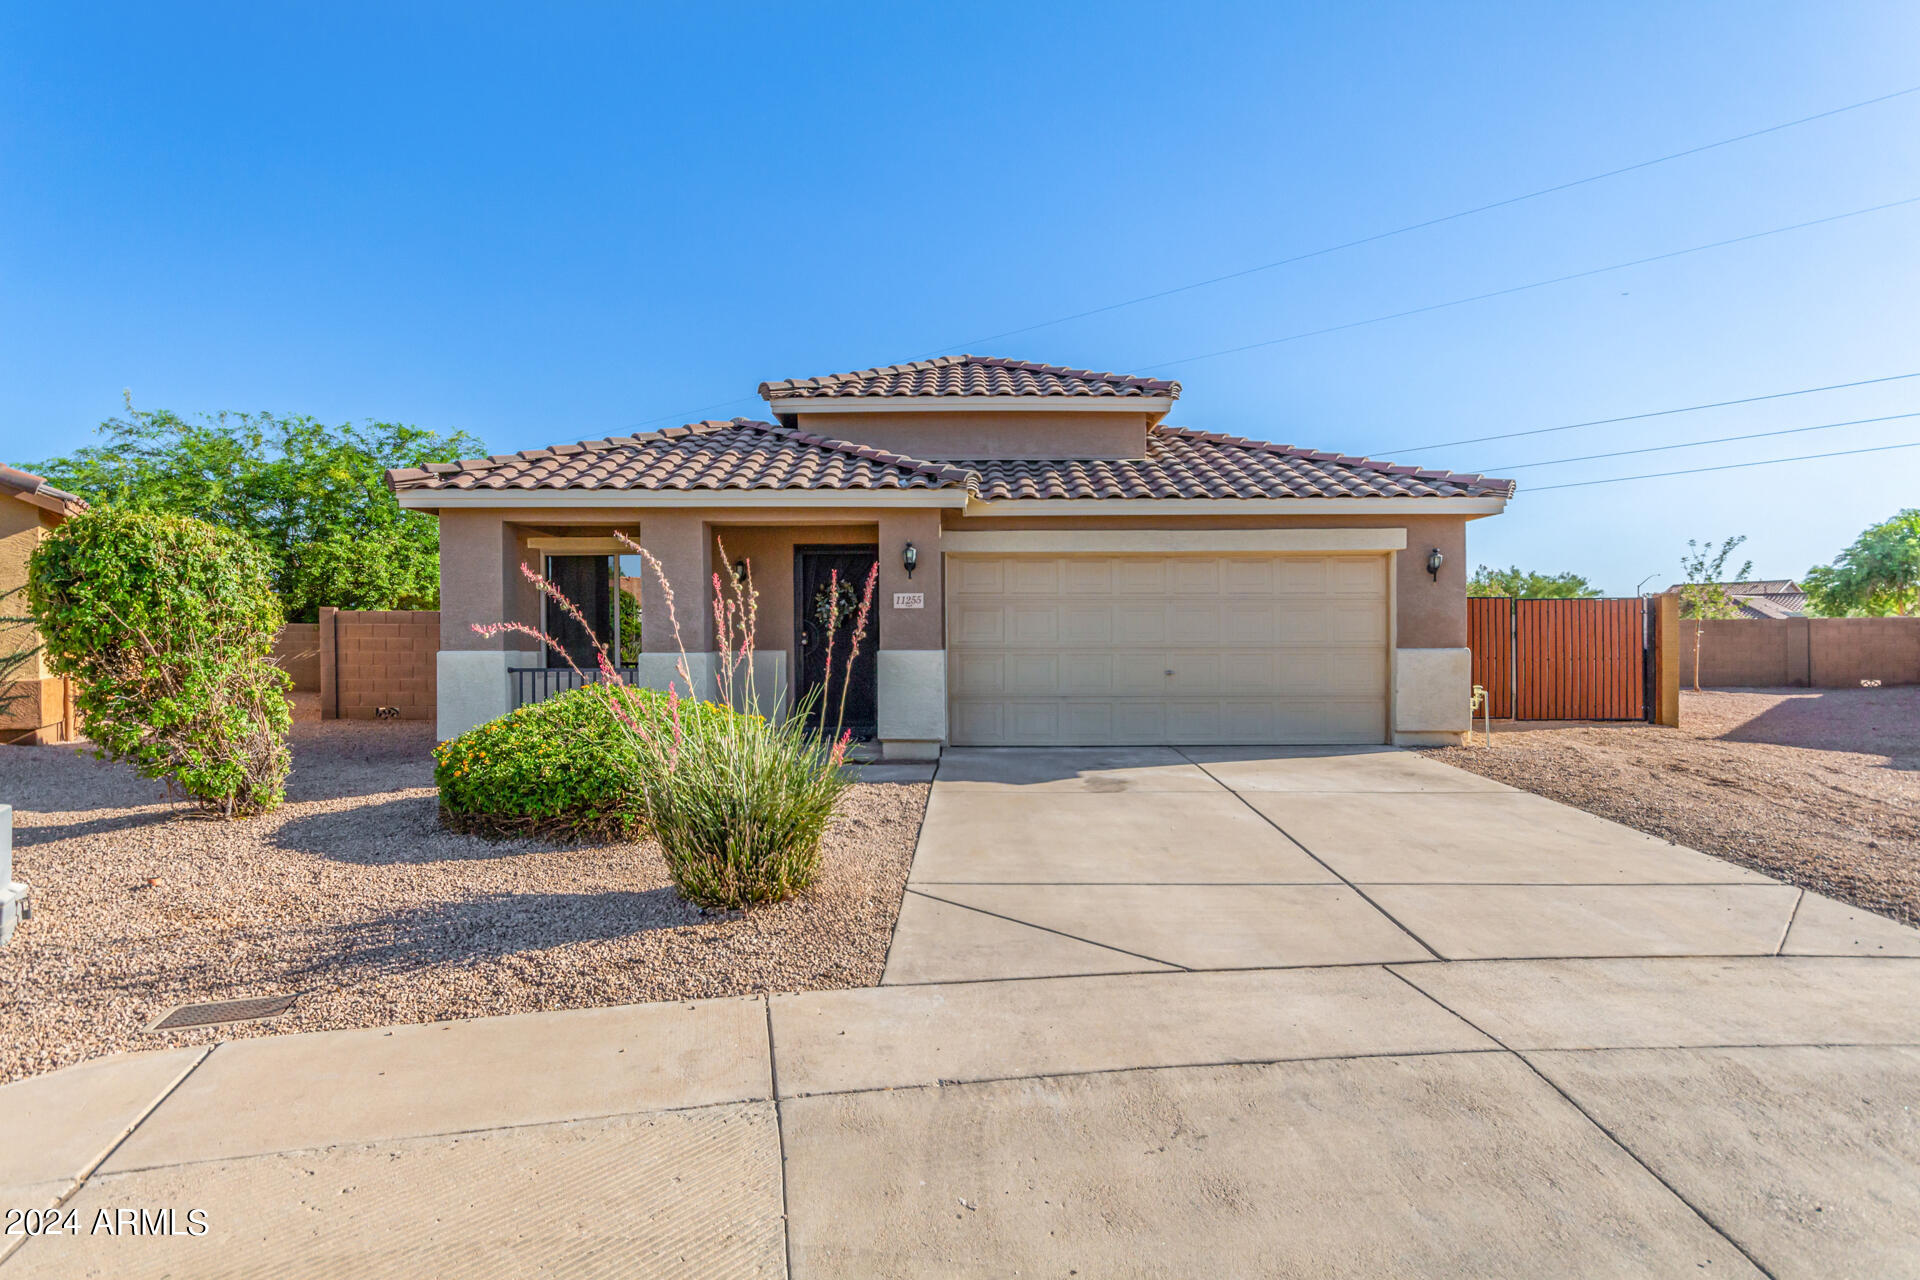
[1467,597,1649,721]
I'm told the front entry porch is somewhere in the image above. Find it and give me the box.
[431,506,947,761]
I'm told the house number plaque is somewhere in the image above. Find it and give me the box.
[892,592,925,610]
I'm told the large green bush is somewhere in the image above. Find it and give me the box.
[433,685,728,841]
[29,508,292,816]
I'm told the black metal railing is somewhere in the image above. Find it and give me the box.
[509,666,639,710]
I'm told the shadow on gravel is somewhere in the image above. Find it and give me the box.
[271,794,581,865]
[1709,687,1920,769]
[294,888,705,975]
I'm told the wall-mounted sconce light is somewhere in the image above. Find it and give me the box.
[903,542,918,579]
[1426,548,1444,582]
[731,559,749,585]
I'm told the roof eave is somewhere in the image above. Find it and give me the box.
[962,495,1511,516]
[766,395,1177,419]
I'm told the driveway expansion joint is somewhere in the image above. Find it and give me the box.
[1382,967,1781,1280]
[1174,747,1445,962]
[902,886,1190,972]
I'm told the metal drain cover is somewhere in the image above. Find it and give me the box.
[146,994,297,1032]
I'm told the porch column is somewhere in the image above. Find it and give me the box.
[875,509,945,760]
[433,511,542,740]
[635,511,717,699]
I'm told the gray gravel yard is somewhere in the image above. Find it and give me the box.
[1425,687,1920,929]
[0,699,928,1084]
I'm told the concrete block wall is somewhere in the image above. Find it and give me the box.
[318,609,439,719]
[1682,617,1920,688]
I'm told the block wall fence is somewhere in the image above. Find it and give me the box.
[1681,617,1920,688]
[313,608,439,720]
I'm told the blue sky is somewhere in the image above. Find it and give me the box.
[3,2,1916,592]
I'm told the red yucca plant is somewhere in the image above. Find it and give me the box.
[465,534,878,908]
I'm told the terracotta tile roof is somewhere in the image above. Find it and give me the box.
[388,422,1512,503]
[0,464,87,516]
[960,427,1515,501]
[759,355,1180,402]
[384,419,975,493]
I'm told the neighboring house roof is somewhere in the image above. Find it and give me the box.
[388,420,1514,502]
[0,464,86,517]
[1662,580,1808,619]
[964,427,1514,500]
[758,355,1181,402]
[384,419,975,493]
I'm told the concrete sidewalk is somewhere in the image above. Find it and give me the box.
[7,745,1920,1276]
[8,959,1920,1276]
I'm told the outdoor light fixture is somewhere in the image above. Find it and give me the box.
[903,542,918,579]
[731,559,749,584]
[1426,548,1444,581]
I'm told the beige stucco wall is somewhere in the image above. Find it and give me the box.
[792,410,1154,460]
[709,522,876,677]
[436,511,542,652]
[1,491,75,742]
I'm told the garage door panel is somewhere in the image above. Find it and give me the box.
[1167,605,1222,646]
[1113,607,1167,645]
[1061,560,1113,594]
[1115,560,1167,594]
[1007,560,1061,594]
[1060,605,1112,645]
[953,605,1006,646]
[1007,653,1060,693]
[948,554,1388,746]
[1170,559,1222,594]
[1330,601,1389,645]
[952,559,1005,594]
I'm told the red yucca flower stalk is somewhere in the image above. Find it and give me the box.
[831,562,881,740]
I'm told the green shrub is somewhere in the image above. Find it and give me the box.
[28,507,292,816]
[433,684,729,842]
[641,703,851,909]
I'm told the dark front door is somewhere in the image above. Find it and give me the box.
[545,555,612,670]
[795,545,879,737]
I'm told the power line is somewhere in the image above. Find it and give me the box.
[606,84,1920,438]
[1134,194,1920,373]
[1380,369,1920,454]
[1524,439,1920,491]
[909,82,1920,360]
[1481,409,1920,472]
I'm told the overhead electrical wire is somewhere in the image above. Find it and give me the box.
[1134,194,1920,373]
[1478,409,1920,473]
[608,83,1920,436]
[910,83,1920,360]
[1523,439,1920,491]
[1379,369,1920,454]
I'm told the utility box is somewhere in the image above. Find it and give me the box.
[0,803,28,946]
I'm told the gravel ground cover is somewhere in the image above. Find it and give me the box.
[0,698,928,1084]
[1425,687,1920,928]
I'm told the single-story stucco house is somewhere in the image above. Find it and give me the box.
[0,464,85,744]
[389,356,1512,756]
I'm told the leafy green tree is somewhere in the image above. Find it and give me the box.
[1676,535,1753,692]
[1467,565,1601,598]
[29,401,483,621]
[29,508,292,816]
[1804,510,1920,617]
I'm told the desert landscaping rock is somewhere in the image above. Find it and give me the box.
[0,698,927,1084]
[1424,687,1920,928]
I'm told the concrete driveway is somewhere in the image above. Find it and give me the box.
[7,746,1920,1277]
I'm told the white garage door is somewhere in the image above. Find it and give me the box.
[947,554,1389,746]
